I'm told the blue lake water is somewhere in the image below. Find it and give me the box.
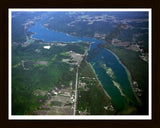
[28,18,138,112]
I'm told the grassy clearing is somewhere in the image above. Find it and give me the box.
[51,54,57,61]
[60,52,69,56]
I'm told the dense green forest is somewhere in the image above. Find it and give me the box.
[12,41,88,114]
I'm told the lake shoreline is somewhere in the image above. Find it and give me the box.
[105,48,142,106]
[88,62,112,100]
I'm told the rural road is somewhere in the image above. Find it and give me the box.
[73,67,78,115]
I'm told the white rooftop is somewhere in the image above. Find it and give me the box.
[43,46,50,49]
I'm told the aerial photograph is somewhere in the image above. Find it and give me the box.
[9,9,150,118]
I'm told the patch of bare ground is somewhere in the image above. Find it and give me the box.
[34,85,75,115]
[46,106,73,115]
[21,60,33,70]
[112,38,143,53]
[20,60,48,70]
[139,53,148,62]
[35,49,41,53]
[55,42,67,46]
[36,61,48,65]
[104,103,115,111]
[78,109,90,115]
[62,51,83,65]
[33,89,48,96]
[126,44,141,52]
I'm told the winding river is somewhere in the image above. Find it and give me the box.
[28,17,138,112]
